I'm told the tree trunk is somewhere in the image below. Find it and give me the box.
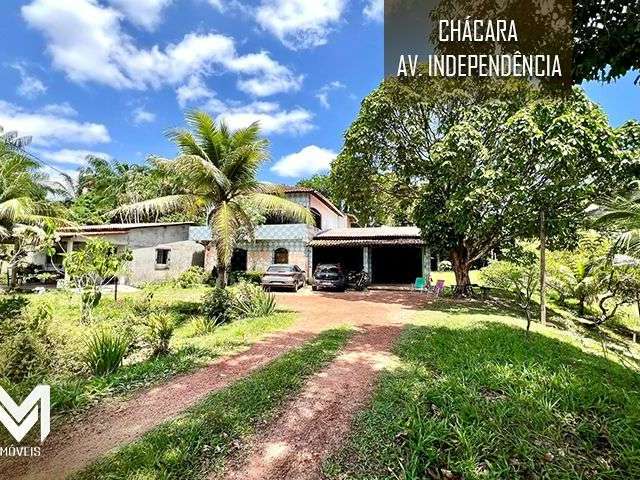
[216,264,228,288]
[525,307,532,334]
[578,296,585,317]
[450,245,472,297]
[539,210,547,326]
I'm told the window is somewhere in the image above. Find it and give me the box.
[310,208,322,229]
[156,248,170,268]
[268,265,294,273]
[274,248,288,264]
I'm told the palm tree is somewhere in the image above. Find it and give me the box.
[592,183,640,258]
[0,127,69,285]
[112,111,312,286]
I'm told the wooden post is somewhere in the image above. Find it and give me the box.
[114,277,118,302]
[540,210,547,326]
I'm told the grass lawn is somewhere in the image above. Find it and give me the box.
[325,300,640,480]
[429,270,483,287]
[1,284,295,418]
[72,328,352,480]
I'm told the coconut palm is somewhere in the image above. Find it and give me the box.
[593,183,640,258]
[0,128,69,286]
[0,129,65,238]
[112,111,313,286]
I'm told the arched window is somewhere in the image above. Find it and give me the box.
[310,207,322,229]
[274,248,289,264]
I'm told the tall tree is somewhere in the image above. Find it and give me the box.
[113,111,312,286]
[334,77,636,297]
[0,127,68,285]
[496,96,639,323]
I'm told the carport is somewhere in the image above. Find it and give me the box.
[309,227,430,285]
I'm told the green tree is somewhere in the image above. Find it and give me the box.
[113,111,312,286]
[63,238,132,322]
[496,94,638,324]
[0,127,68,285]
[481,244,540,332]
[296,174,338,203]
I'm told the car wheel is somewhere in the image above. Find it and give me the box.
[312,285,317,291]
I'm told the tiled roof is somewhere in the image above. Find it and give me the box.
[314,226,422,239]
[282,185,344,217]
[309,238,425,247]
[60,222,193,236]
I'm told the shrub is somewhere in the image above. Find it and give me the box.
[0,296,29,320]
[177,266,206,289]
[230,271,264,285]
[438,260,452,271]
[83,329,130,376]
[192,316,218,335]
[0,300,54,381]
[201,287,233,326]
[230,281,277,319]
[144,313,175,357]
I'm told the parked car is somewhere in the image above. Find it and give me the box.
[312,264,347,292]
[261,264,306,291]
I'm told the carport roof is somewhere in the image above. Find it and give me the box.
[310,226,425,247]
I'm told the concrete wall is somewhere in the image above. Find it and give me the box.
[125,240,204,286]
[239,240,311,278]
[309,194,347,229]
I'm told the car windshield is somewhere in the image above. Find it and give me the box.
[317,266,340,274]
[268,265,293,273]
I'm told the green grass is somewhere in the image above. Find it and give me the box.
[0,285,295,417]
[72,328,352,480]
[325,303,640,480]
[429,269,483,287]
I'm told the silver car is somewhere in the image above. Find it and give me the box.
[262,264,306,291]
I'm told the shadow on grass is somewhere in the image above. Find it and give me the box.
[328,321,640,480]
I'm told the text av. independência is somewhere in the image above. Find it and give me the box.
[397,19,563,78]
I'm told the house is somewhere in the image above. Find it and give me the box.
[192,187,433,284]
[31,222,204,286]
[31,187,432,287]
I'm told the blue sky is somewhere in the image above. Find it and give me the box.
[0,0,637,186]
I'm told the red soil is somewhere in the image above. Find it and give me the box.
[0,290,425,480]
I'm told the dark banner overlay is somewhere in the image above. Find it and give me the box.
[385,0,574,92]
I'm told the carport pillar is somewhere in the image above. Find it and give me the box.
[422,246,431,280]
[363,246,372,278]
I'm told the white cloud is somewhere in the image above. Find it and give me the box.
[132,106,156,124]
[209,100,314,135]
[107,0,173,31]
[207,0,224,10]
[39,148,111,166]
[228,52,303,97]
[255,0,347,50]
[12,64,47,99]
[363,0,383,22]
[40,102,77,117]
[271,145,336,177]
[23,0,302,97]
[176,76,214,107]
[316,80,345,109]
[0,100,110,147]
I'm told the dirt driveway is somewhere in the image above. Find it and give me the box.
[1,290,426,480]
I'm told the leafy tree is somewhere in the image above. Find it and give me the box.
[481,243,539,332]
[63,238,132,322]
[496,93,638,323]
[573,0,640,84]
[296,174,338,204]
[113,111,312,286]
[335,77,635,298]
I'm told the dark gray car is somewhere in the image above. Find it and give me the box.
[262,264,306,291]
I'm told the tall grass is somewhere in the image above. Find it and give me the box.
[83,329,130,376]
